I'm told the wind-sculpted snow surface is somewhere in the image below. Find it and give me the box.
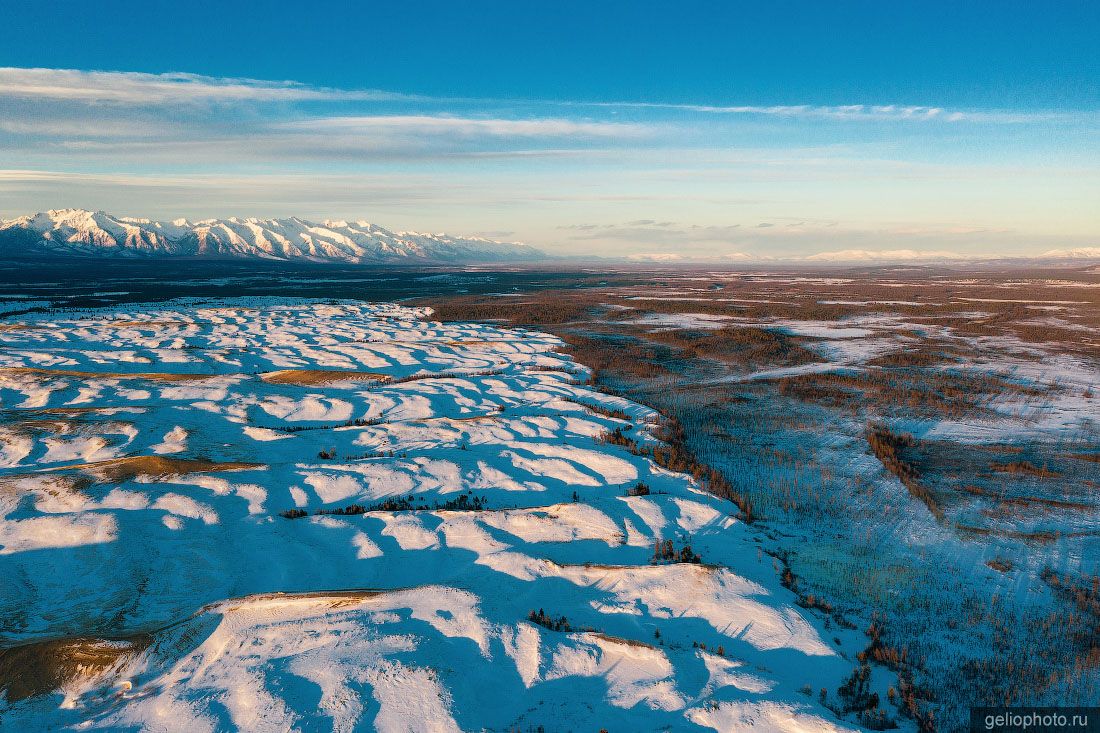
[0,301,858,732]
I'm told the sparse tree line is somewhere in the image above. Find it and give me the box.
[527,608,572,632]
[650,538,702,565]
[690,640,724,656]
[599,417,754,521]
[272,417,382,433]
[865,422,943,521]
[833,663,899,730]
[279,492,487,519]
[316,448,402,460]
[560,396,631,421]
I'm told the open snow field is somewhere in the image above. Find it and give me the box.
[0,299,864,731]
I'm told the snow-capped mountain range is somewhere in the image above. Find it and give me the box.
[0,209,543,263]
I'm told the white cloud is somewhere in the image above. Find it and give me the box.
[0,117,166,137]
[1039,247,1100,259]
[624,251,758,262]
[0,67,1061,126]
[803,248,971,262]
[661,103,947,120]
[586,101,1065,124]
[0,68,649,162]
[0,66,1092,259]
[280,115,645,139]
[626,252,684,262]
[0,168,481,219]
[0,67,403,105]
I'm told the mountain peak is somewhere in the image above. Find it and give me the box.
[0,210,542,264]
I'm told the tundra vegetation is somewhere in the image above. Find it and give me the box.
[425,264,1100,730]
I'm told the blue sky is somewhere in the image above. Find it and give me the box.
[1,0,1097,260]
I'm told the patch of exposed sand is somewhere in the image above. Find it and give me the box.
[0,636,150,702]
[259,369,392,386]
[45,456,263,483]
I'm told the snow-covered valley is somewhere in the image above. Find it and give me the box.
[0,300,863,731]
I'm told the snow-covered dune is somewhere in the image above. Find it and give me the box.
[0,300,861,731]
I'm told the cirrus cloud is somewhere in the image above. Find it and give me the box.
[0,67,404,104]
[279,115,646,139]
